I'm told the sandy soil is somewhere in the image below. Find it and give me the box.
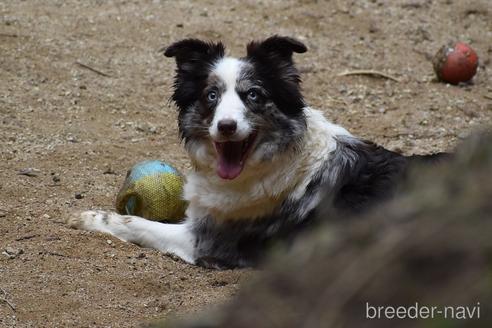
[1,0,491,327]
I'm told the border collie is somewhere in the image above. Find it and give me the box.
[69,36,445,269]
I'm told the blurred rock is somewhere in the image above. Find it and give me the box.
[156,131,492,328]
[3,247,24,259]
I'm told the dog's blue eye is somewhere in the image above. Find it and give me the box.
[247,90,258,101]
[207,90,217,102]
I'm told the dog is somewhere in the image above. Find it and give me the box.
[68,36,446,269]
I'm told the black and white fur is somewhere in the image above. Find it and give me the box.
[69,36,445,269]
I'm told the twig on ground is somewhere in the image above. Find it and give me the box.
[0,288,16,312]
[75,61,112,78]
[15,234,39,241]
[337,69,401,82]
[39,250,70,258]
[0,33,19,38]
[379,132,457,139]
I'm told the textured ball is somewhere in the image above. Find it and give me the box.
[115,160,187,222]
[433,41,478,85]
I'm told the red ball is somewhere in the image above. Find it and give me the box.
[433,42,479,85]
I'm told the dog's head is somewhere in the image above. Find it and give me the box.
[165,36,307,180]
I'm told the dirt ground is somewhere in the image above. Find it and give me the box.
[0,0,491,327]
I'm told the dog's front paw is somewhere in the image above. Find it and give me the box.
[67,210,106,231]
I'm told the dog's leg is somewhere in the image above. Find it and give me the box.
[68,210,196,264]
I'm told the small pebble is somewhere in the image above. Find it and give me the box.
[4,247,23,259]
[75,192,84,199]
[18,168,40,177]
[457,131,468,139]
[103,166,116,175]
[66,136,78,143]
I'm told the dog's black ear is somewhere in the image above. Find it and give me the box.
[163,39,225,112]
[245,36,307,116]
[164,39,225,67]
[246,36,307,61]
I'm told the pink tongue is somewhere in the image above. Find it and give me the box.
[217,159,243,180]
[216,141,244,180]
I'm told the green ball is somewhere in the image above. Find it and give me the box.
[115,160,187,222]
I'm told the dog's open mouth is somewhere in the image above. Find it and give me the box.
[214,133,257,180]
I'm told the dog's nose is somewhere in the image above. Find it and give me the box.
[217,119,237,136]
